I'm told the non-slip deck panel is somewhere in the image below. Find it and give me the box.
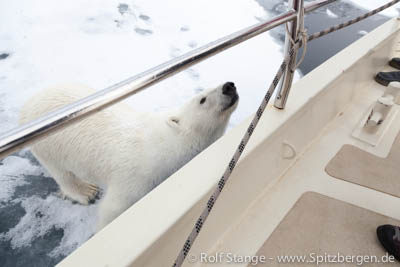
[326,132,400,198]
[253,192,399,266]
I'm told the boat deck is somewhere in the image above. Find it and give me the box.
[256,192,399,266]
[204,58,400,266]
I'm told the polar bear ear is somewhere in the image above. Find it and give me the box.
[167,116,181,131]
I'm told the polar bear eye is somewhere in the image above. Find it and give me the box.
[200,97,206,104]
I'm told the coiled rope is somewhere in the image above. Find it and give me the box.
[173,1,400,266]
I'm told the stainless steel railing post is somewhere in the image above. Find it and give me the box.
[274,0,305,109]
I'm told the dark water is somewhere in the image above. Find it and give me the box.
[256,0,390,74]
[0,152,62,267]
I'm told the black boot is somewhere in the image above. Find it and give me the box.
[389,58,400,70]
[377,224,400,261]
[375,71,400,86]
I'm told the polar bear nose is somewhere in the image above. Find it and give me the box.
[222,82,236,96]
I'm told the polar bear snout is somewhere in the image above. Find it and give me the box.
[222,82,236,96]
[221,82,239,111]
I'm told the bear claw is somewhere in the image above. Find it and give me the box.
[57,182,101,205]
[80,183,101,203]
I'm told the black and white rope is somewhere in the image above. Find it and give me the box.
[173,1,400,266]
[308,0,400,42]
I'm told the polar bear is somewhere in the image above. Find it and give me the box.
[20,82,239,231]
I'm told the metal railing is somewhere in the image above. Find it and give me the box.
[0,0,337,159]
[274,0,305,109]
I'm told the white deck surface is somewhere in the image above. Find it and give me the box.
[208,74,400,267]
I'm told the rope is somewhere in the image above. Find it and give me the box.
[285,22,296,46]
[284,22,308,71]
[308,1,400,42]
[293,29,308,70]
[293,0,307,71]
[172,1,400,266]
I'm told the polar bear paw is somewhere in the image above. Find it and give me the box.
[58,182,101,205]
[77,183,101,205]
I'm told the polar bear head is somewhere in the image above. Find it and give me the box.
[167,82,239,149]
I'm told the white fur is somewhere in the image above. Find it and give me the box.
[19,83,238,231]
